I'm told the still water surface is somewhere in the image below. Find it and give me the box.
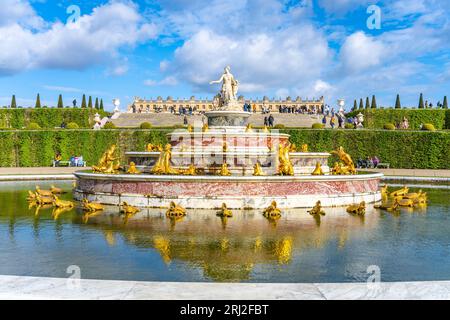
[0,181,449,283]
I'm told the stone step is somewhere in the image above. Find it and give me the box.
[112,113,329,128]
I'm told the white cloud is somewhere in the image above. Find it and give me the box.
[144,76,178,86]
[0,1,158,76]
[340,31,385,73]
[165,25,331,95]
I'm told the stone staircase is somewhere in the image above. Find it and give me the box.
[112,112,325,128]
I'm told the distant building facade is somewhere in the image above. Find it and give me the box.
[128,96,325,113]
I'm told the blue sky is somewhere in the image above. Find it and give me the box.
[0,0,449,111]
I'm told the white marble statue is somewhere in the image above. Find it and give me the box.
[209,66,239,109]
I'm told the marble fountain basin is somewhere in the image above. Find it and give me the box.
[73,171,383,210]
[126,151,332,176]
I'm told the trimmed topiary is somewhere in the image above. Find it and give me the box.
[421,123,436,131]
[273,124,285,129]
[383,123,396,130]
[312,123,325,129]
[345,123,354,129]
[103,122,117,129]
[26,122,41,130]
[66,122,79,129]
[140,122,153,129]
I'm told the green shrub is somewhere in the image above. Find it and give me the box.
[383,123,396,130]
[140,122,153,129]
[66,122,80,129]
[26,122,41,130]
[312,123,325,129]
[345,123,354,129]
[422,123,436,131]
[273,124,286,129]
[172,124,186,129]
[103,122,117,129]
[347,109,448,130]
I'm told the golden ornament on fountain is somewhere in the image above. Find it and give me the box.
[82,198,104,212]
[202,124,209,133]
[278,144,294,176]
[289,143,297,152]
[253,162,266,176]
[374,198,401,212]
[308,201,326,216]
[120,202,140,215]
[245,123,254,133]
[50,185,66,194]
[262,126,270,133]
[311,162,325,175]
[187,124,194,132]
[218,163,231,176]
[127,162,141,174]
[36,185,53,197]
[301,144,309,153]
[403,189,423,200]
[331,146,356,175]
[183,164,197,176]
[93,145,119,174]
[217,203,233,218]
[390,186,409,197]
[151,144,180,175]
[166,201,186,218]
[222,142,228,153]
[52,195,74,209]
[35,193,53,205]
[346,201,366,215]
[27,190,37,202]
[381,185,389,198]
[263,201,282,219]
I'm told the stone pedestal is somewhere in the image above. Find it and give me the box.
[205,110,251,127]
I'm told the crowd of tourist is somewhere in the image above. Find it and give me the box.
[357,156,380,169]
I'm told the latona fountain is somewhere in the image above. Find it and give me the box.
[74,66,383,209]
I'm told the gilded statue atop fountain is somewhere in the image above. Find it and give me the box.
[127,162,141,174]
[301,144,309,153]
[166,201,187,218]
[93,145,119,174]
[330,147,356,175]
[263,201,282,219]
[151,144,180,175]
[278,144,294,176]
[253,162,266,176]
[219,163,232,176]
[308,201,326,216]
[146,143,162,152]
[209,66,240,110]
[311,162,324,175]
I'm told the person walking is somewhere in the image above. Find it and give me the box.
[264,116,268,127]
[330,116,336,129]
[268,114,275,128]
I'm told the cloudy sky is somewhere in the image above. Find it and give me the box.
[0,0,449,110]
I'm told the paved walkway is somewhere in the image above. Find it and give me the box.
[0,275,448,300]
[365,168,450,178]
[0,167,86,175]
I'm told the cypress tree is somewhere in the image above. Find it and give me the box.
[100,99,104,110]
[359,98,364,110]
[353,100,357,111]
[395,94,401,109]
[95,97,99,110]
[35,94,41,108]
[81,94,87,108]
[57,94,64,108]
[11,95,17,108]
[418,93,424,109]
[365,97,370,109]
[88,96,93,109]
[371,95,377,109]
[444,96,448,109]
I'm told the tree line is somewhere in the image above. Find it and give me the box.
[352,94,448,111]
[6,94,105,110]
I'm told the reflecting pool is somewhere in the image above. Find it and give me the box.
[0,181,449,283]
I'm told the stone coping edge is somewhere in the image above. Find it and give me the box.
[0,275,449,300]
[74,171,384,182]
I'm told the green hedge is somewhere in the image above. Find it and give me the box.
[284,129,450,169]
[0,108,109,129]
[347,109,450,130]
[0,129,448,169]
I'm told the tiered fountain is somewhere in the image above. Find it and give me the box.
[74,66,383,209]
